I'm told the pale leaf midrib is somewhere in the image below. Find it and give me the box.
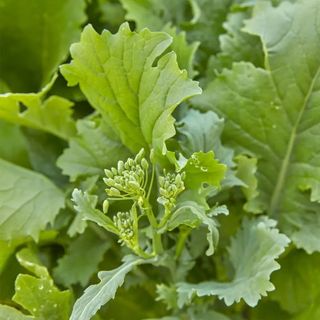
[269,65,320,217]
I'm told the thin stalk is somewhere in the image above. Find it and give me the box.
[175,227,191,258]
[141,199,163,255]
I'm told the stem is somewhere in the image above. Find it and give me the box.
[142,199,163,255]
[158,207,172,229]
[175,227,191,258]
[147,165,155,199]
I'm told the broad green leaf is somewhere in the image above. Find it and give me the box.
[0,77,76,140]
[61,23,201,154]
[0,120,29,167]
[14,275,72,320]
[235,155,261,213]
[183,151,226,190]
[293,297,320,320]
[57,118,130,181]
[250,301,290,320]
[70,255,152,320]
[0,159,64,240]
[0,0,86,92]
[54,228,111,287]
[177,217,290,307]
[270,250,320,315]
[195,0,320,252]
[13,248,73,320]
[71,189,118,234]
[0,305,33,320]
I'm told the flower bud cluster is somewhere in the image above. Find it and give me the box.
[157,171,185,210]
[104,149,149,200]
[113,211,135,246]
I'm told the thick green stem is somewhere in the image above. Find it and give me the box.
[175,227,191,258]
[142,200,163,255]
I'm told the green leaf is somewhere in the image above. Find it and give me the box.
[177,109,241,188]
[70,255,152,320]
[162,25,199,78]
[57,118,130,181]
[0,0,86,92]
[54,228,111,287]
[0,120,30,167]
[121,0,232,62]
[177,217,290,307]
[270,250,320,315]
[156,284,178,310]
[71,189,118,234]
[0,305,33,320]
[183,151,226,190]
[0,77,76,140]
[14,275,72,320]
[0,239,24,273]
[16,248,49,279]
[195,0,320,252]
[169,201,228,256]
[177,110,233,164]
[13,248,73,320]
[61,23,201,154]
[211,9,264,75]
[0,159,64,241]
[120,0,192,31]
[235,155,261,213]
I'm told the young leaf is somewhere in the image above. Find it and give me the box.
[61,23,201,154]
[177,109,242,187]
[195,0,320,252]
[183,151,226,190]
[71,189,118,235]
[70,255,154,320]
[169,201,228,255]
[13,248,73,320]
[0,0,86,92]
[0,159,64,241]
[177,217,290,307]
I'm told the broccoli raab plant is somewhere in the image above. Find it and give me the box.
[1,0,320,319]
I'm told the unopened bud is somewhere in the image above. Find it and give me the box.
[103,200,109,213]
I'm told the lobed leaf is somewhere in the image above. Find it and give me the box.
[61,23,201,154]
[177,217,290,307]
[195,0,320,252]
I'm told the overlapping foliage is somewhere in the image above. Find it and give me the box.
[0,0,318,319]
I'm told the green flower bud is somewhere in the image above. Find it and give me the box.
[107,187,121,196]
[103,199,109,213]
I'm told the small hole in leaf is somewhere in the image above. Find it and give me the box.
[19,102,28,113]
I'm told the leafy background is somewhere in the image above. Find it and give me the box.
[1,0,319,319]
